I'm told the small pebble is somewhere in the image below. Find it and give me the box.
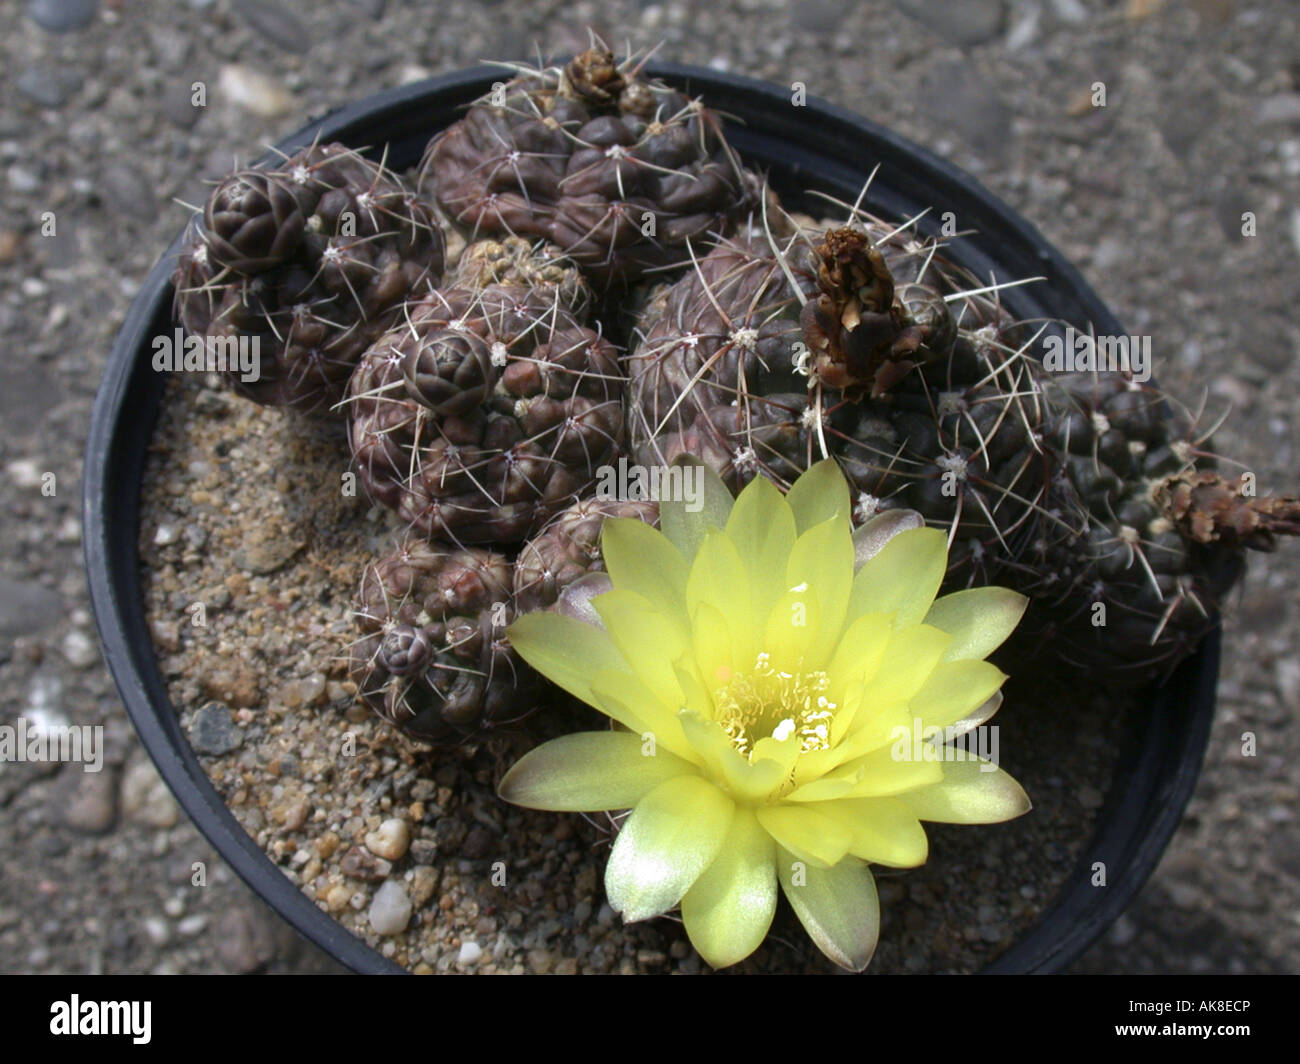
[368,880,412,935]
[61,629,99,668]
[299,673,327,706]
[214,907,276,973]
[188,702,243,755]
[101,162,155,221]
[893,0,1005,47]
[1258,94,1300,124]
[218,65,294,119]
[26,0,97,33]
[273,794,310,832]
[61,767,118,834]
[0,229,22,264]
[16,66,83,108]
[1276,658,1300,707]
[142,918,170,947]
[410,866,439,907]
[1108,913,1137,946]
[119,759,178,827]
[365,818,411,861]
[229,0,311,54]
[7,166,41,194]
[340,845,392,882]
[457,941,483,966]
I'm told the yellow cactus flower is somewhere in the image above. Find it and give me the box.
[501,458,1031,971]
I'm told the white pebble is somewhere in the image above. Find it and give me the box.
[61,630,98,668]
[142,917,170,946]
[153,524,179,546]
[458,941,483,966]
[368,880,412,936]
[298,673,327,705]
[1277,658,1300,708]
[218,64,294,118]
[365,818,411,861]
[7,458,45,488]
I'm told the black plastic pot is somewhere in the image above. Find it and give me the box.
[84,64,1218,975]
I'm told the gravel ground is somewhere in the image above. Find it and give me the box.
[1,0,1297,975]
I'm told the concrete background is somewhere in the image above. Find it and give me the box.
[1,0,1296,974]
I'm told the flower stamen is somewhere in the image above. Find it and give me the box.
[714,653,837,758]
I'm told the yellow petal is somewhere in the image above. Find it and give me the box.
[672,658,715,718]
[784,458,851,533]
[763,585,822,673]
[777,850,880,971]
[725,474,797,621]
[755,803,852,868]
[605,775,735,922]
[678,711,788,802]
[781,775,856,803]
[507,612,629,707]
[785,515,854,654]
[789,744,944,801]
[947,691,1003,740]
[590,669,697,763]
[856,623,952,707]
[690,601,737,693]
[601,516,691,628]
[847,526,948,627]
[594,589,690,710]
[657,456,735,563]
[817,796,930,867]
[898,758,1032,824]
[749,734,801,781]
[498,731,697,811]
[909,659,1007,731]
[924,586,1028,662]
[680,808,777,969]
[686,530,754,664]
[826,611,893,706]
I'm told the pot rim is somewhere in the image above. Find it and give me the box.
[83,60,1217,975]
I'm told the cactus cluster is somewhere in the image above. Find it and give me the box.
[168,42,1299,747]
[627,202,1300,685]
[420,47,759,289]
[174,142,444,412]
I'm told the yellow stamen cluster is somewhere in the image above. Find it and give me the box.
[714,652,836,760]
